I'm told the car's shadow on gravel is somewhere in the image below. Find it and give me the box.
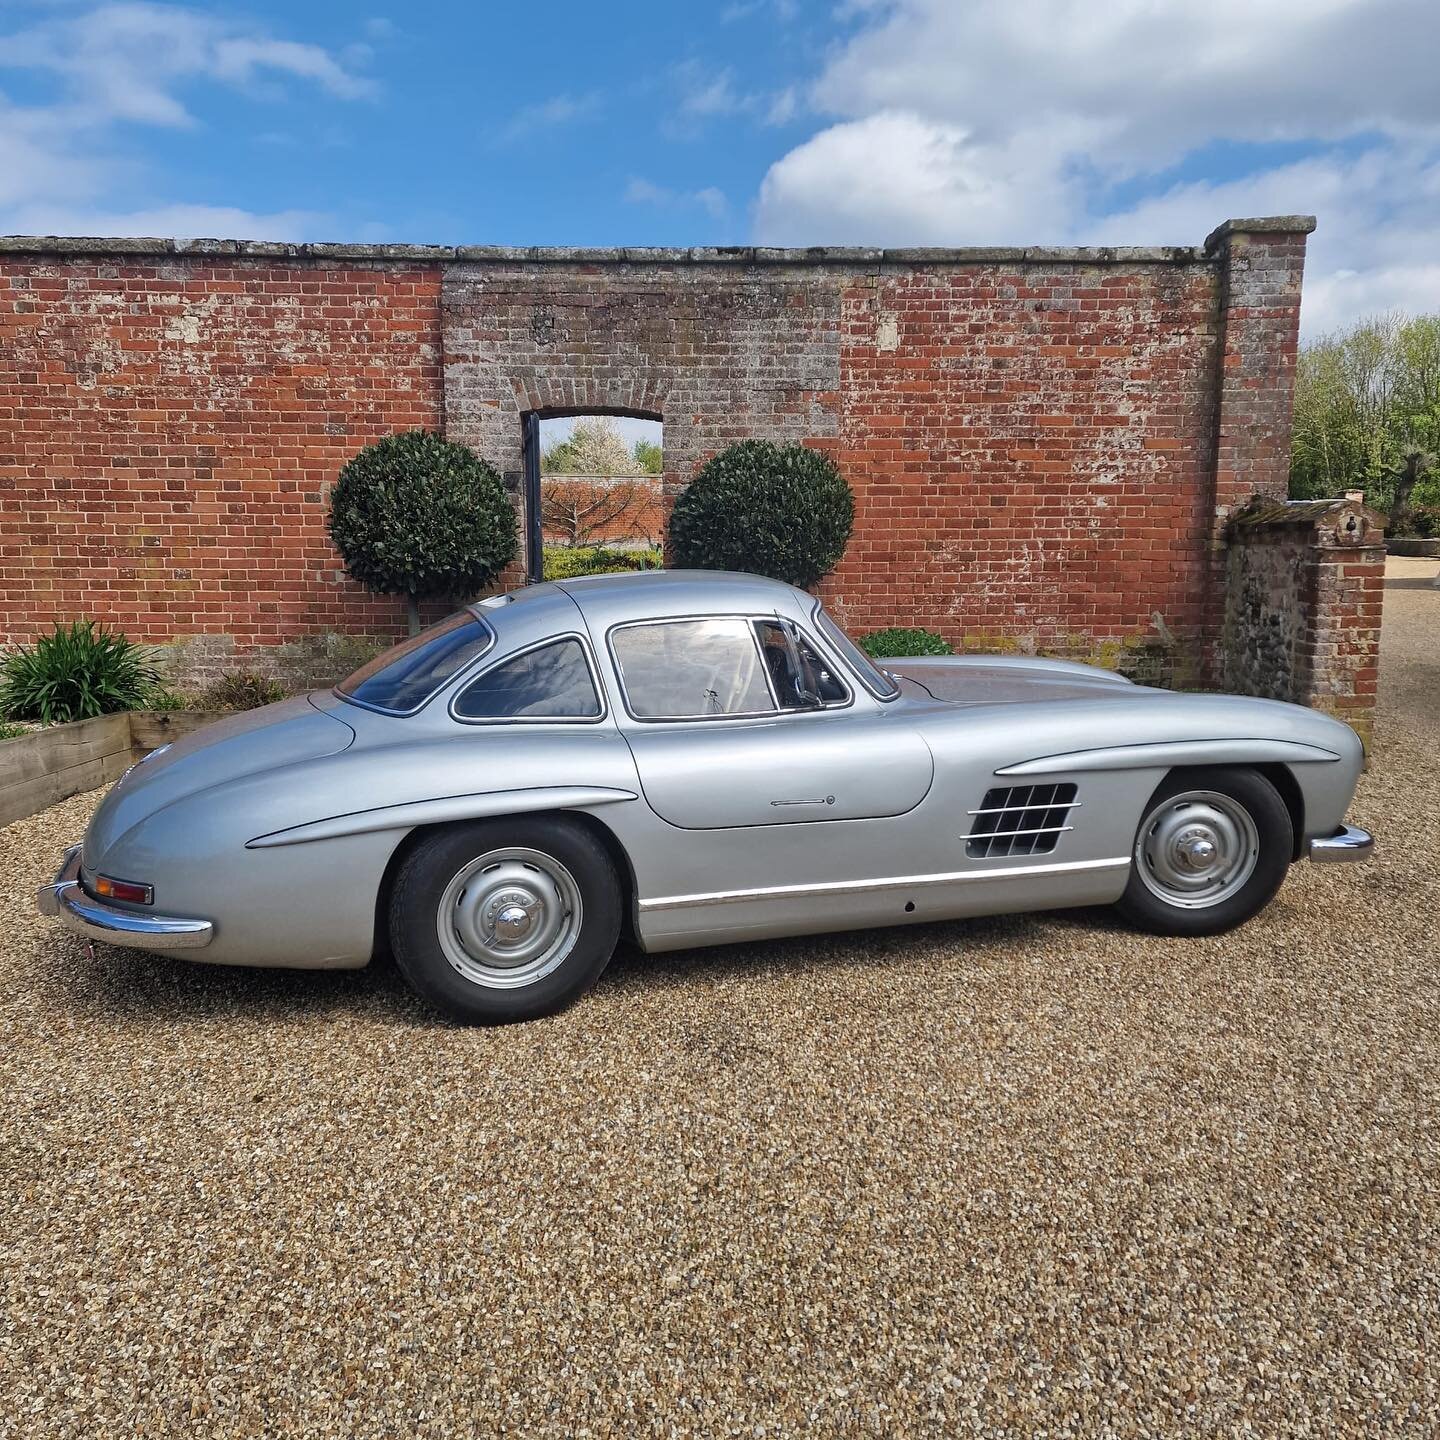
[42,907,1127,1028]
[41,935,433,1027]
[595,905,1123,997]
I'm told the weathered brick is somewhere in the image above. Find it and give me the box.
[0,222,1349,701]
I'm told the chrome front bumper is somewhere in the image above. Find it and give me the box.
[1308,825,1375,863]
[36,845,214,950]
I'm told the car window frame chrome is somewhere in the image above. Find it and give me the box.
[812,602,901,703]
[750,616,854,713]
[447,631,610,727]
[333,609,498,719]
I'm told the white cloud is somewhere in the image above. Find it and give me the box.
[1,201,328,241]
[495,91,601,143]
[669,59,799,137]
[755,0,1440,333]
[757,111,1080,246]
[0,2,369,238]
[624,177,728,220]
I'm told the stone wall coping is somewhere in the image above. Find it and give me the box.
[1228,496,1387,538]
[1202,215,1318,255]
[0,233,1232,267]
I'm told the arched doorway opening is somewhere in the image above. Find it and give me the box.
[521,407,663,583]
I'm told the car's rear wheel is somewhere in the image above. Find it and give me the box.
[389,816,622,1023]
[1115,766,1292,936]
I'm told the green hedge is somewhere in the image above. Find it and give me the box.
[859,627,953,658]
[542,546,662,580]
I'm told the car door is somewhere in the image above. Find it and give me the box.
[607,614,934,830]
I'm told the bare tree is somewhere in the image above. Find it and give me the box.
[541,478,660,548]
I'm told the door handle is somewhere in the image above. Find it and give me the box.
[770,796,836,807]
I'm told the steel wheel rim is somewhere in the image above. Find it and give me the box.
[436,847,583,989]
[1134,789,1260,909]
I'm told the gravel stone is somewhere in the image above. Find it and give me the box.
[2,560,1436,1438]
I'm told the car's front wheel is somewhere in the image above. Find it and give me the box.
[1115,766,1292,936]
[389,816,622,1023]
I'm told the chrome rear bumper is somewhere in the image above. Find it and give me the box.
[36,845,214,950]
[1308,825,1374,863]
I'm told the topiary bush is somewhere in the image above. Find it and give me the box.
[859,627,953,658]
[0,621,162,725]
[200,671,288,711]
[329,430,518,633]
[667,440,854,588]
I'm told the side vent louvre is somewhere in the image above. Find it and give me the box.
[965,783,1079,859]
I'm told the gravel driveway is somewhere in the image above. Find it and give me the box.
[3,562,1436,1438]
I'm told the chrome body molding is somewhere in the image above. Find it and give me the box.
[995,738,1342,777]
[638,856,1132,913]
[36,846,214,950]
[246,785,640,849]
[1308,824,1375,863]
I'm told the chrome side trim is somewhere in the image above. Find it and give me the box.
[1308,824,1374,863]
[995,738,1342,776]
[638,855,1131,912]
[37,846,213,950]
[968,801,1084,816]
[246,785,640,848]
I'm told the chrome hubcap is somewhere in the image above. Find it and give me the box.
[437,848,583,989]
[1135,790,1259,909]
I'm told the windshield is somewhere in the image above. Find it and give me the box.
[815,607,900,700]
[336,610,495,714]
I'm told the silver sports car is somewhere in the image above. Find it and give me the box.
[38,570,1373,1023]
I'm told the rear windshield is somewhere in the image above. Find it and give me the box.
[336,611,495,714]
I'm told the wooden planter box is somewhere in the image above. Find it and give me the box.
[0,710,228,828]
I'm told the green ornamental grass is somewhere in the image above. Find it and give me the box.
[0,621,162,725]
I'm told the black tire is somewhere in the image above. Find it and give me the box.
[1115,766,1292,937]
[389,816,622,1024]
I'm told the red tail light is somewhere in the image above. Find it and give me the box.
[94,875,153,905]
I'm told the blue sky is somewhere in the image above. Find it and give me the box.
[3,0,1439,335]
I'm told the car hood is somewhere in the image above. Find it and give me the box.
[84,694,355,864]
[885,655,1145,706]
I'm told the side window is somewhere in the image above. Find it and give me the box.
[754,620,850,709]
[453,639,601,720]
[816,607,901,700]
[612,619,774,719]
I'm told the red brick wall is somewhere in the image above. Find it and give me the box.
[0,228,1318,692]
[0,255,443,659]
[827,263,1218,654]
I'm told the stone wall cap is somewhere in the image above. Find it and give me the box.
[1203,215,1318,255]
[0,234,1221,268]
[1228,495,1386,539]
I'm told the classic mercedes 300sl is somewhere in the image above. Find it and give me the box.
[38,570,1373,1022]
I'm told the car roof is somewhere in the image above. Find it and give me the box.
[480,569,812,631]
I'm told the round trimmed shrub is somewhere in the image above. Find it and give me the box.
[859,627,953,659]
[328,430,517,631]
[667,441,854,589]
